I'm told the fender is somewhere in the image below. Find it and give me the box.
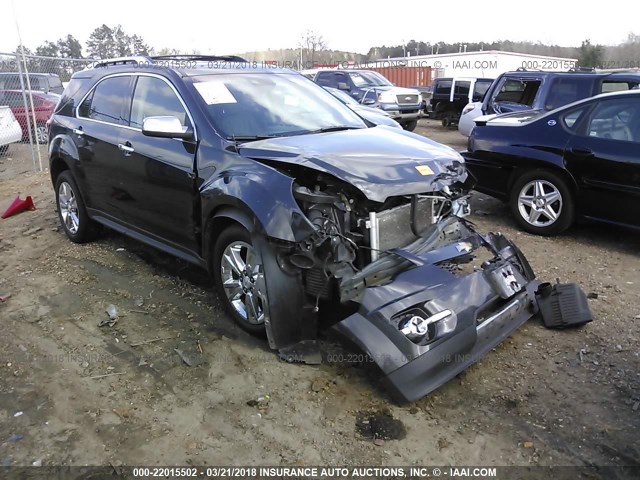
[200,167,316,244]
[48,133,80,182]
[200,166,318,350]
[48,133,95,206]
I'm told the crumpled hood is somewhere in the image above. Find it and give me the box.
[238,127,466,203]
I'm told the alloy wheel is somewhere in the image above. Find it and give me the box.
[58,181,80,234]
[517,180,563,227]
[36,125,48,144]
[220,241,267,325]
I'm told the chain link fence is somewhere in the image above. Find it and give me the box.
[0,52,95,173]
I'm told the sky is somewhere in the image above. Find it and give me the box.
[2,0,639,56]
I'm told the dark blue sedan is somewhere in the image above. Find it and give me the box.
[464,90,640,235]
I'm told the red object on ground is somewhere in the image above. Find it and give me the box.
[1,195,35,219]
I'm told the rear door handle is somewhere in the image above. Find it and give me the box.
[569,147,593,156]
[118,143,135,155]
[73,128,84,136]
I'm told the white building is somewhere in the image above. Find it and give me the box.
[366,50,578,79]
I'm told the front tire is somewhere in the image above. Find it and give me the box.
[509,169,574,236]
[213,225,268,336]
[55,171,94,243]
[402,120,418,131]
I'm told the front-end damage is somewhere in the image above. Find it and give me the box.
[245,151,542,402]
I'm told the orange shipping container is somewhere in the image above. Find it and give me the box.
[366,67,432,87]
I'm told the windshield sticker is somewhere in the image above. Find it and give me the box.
[194,82,237,105]
[415,165,434,176]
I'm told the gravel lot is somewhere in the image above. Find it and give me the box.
[0,120,638,471]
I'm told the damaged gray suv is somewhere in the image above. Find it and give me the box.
[48,56,584,402]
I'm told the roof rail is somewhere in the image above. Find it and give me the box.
[93,56,153,68]
[568,67,596,73]
[151,55,248,63]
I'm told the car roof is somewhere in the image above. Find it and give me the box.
[0,89,47,95]
[314,69,373,74]
[0,72,58,77]
[434,77,494,81]
[499,69,640,80]
[493,89,640,123]
[588,88,640,101]
[72,57,298,80]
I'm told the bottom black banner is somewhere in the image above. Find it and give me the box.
[0,465,638,480]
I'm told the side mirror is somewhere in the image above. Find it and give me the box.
[142,116,193,140]
[337,82,350,91]
[362,98,376,105]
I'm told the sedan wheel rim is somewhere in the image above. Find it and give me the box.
[58,181,80,234]
[517,180,563,227]
[36,125,48,143]
[220,241,266,325]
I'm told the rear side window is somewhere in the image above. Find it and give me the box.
[78,76,130,124]
[454,81,470,96]
[474,81,492,100]
[315,72,334,87]
[0,91,24,107]
[49,76,63,88]
[28,76,42,90]
[435,80,452,94]
[545,77,592,110]
[586,98,640,143]
[561,106,588,129]
[129,76,188,128]
[0,74,20,90]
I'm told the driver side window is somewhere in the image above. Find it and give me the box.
[130,76,188,129]
[587,98,640,143]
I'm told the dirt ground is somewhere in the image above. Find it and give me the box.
[0,120,639,470]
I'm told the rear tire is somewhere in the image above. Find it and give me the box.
[55,171,95,243]
[509,169,574,236]
[35,123,48,144]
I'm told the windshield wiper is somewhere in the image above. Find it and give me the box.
[307,125,363,134]
[226,135,277,143]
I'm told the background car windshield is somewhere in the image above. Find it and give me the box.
[348,71,392,87]
[192,73,366,139]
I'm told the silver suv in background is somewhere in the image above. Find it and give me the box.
[0,72,64,95]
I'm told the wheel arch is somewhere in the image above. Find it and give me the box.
[507,163,579,201]
[203,205,260,272]
[50,156,70,186]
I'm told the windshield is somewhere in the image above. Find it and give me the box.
[348,71,392,87]
[192,73,366,139]
[325,87,359,105]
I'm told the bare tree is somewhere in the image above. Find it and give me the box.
[297,30,327,68]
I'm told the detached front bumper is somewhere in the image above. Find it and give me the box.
[334,225,540,403]
[384,285,537,402]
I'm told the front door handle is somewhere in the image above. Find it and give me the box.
[118,143,135,155]
[569,147,594,157]
[73,128,84,136]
